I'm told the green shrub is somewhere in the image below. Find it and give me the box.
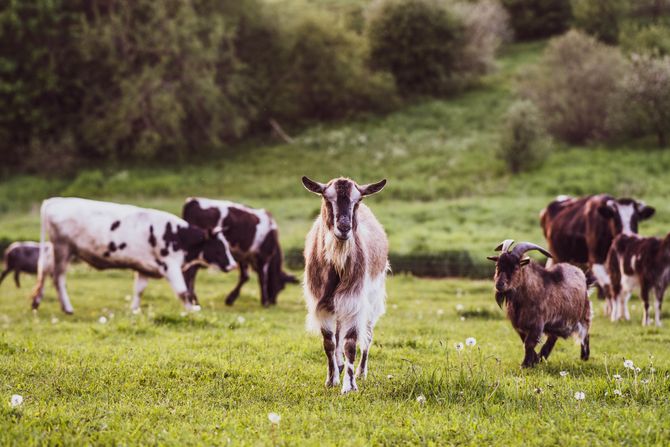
[366,0,465,96]
[501,0,572,40]
[620,23,670,56]
[520,30,626,144]
[572,0,627,44]
[497,100,548,173]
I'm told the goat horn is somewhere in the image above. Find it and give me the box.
[511,242,553,259]
[494,239,515,252]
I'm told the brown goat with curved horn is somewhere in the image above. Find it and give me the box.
[488,240,592,368]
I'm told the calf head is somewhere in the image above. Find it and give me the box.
[598,198,655,235]
[174,224,237,272]
[302,176,386,241]
[487,240,552,307]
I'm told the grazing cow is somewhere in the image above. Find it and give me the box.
[31,197,236,314]
[606,233,670,326]
[540,194,655,313]
[302,176,389,394]
[487,240,592,367]
[182,198,297,307]
[0,242,54,288]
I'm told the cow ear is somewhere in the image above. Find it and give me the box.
[638,204,655,220]
[358,179,387,197]
[302,176,325,195]
[519,257,531,267]
[486,256,499,262]
[179,227,206,248]
[598,201,616,219]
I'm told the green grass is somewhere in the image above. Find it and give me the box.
[1,270,669,445]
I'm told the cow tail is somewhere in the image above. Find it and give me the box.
[31,200,49,300]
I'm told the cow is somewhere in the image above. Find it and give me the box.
[606,233,670,326]
[0,241,54,288]
[30,197,236,314]
[182,198,297,307]
[540,194,655,314]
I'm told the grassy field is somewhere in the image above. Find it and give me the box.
[1,269,669,445]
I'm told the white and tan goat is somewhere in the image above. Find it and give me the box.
[302,176,389,394]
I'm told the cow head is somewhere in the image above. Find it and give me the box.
[176,225,237,272]
[302,176,386,241]
[598,198,655,235]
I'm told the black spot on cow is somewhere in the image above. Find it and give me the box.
[148,225,157,247]
[160,248,169,257]
[182,200,222,229]
[108,242,117,252]
[118,242,126,250]
[155,257,168,272]
[110,220,121,231]
[222,207,260,251]
[103,251,110,257]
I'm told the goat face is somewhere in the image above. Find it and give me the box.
[302,176,386,241]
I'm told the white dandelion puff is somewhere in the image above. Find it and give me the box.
[650,367,656,373]
[641,379,650,384]
[10,394,23,407]
[51,317,59,325]
[437,309,444,316]
[559,371,568,377]
[613,389,622,396]
[237,316,246,324]
[574,391,585,400]
[455,304,464,311]
[268,412,281,424]
[455,342,464,351]
[465,337,476,347]
[460,316,466,321]
[392,304,398,310]
[623,360,634,370]
[613,374,622,382]
[387,374,393,380]
[416,394,426,404]
[98,316,108,324]
[635,367,641,373]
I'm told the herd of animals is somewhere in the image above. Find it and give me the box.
[0,177,667,393]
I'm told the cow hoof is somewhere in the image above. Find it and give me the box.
[63,308,74,315]
[341,382,358,394]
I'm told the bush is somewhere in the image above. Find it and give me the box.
[366,0,465,96]
[520,30,626,144]
[498,100,548,173]
[615,54,670,147]
[572,0,627,44]
[453,0,512,76]
[501,0,572,40]
[620,23,670,56]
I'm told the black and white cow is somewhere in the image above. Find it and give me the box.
[31,197,236,314]
[0,241,53,288]
[182,198,297,307]
[540,194,655,314]
[606,233,670,326]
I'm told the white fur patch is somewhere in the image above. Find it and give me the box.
[618,204,635,235]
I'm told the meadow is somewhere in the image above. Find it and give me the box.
[1,40,670,445]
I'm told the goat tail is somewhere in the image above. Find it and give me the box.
[31,200,49,302]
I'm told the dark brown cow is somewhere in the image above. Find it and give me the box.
[606,233,670,326]
[182,198,297,307]
[0,242,53,288]
[540,194,655,313]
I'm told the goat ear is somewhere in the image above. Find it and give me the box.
[486,256,499,262]
[638,203,655,220]
[302,176,326,195]
[519,257,531,267]
[358,179,387,197]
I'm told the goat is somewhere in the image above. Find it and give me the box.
[487,240,592,368]
[606,233,670,326]
[302,176,388,394]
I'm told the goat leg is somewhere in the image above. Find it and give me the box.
[539,334,558,361]
[521,328,542,368]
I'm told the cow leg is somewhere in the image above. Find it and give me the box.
[654,286,665,327]
[131,272,149,314]
[14,270,20,288]
[52,244,74,315]
[183,265,199,296]
[641,283,651,326]
[340,322,359,394]
[356,322,373,380]
[521,327,542,368]
[591,264,612,316]
[0,268,11,286]
[256,260,270,307]
[539,334,558,361]
[321,317,339,388]
[165,263,200,312]
[225,262,249,306]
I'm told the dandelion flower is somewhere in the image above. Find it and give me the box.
[650,367,656,373]
[268,412,281,424]
[437,309,444,316]
[180,311,188,317]
[641,379,650,384]
[98,316,108,324]
[460,316,466,321]
[455,304,464,311]
[559,371,568,377]
[613,389,622,396]
[387,374,393,380]
[465,337,476,347]
[10,394,23,407]
[574,391,585,401]
[237,316,246,324]
[635,367,641,373]
[613,374,622,382]
[392,304,398,310]
[623,360,634,370]
[51,317,59,325]
[416,394,426,404]
[455,342,464,351]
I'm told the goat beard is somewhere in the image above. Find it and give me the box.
[495,291,507,309]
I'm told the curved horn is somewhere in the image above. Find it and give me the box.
[511,242,552,259]
[494,239,515,252]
